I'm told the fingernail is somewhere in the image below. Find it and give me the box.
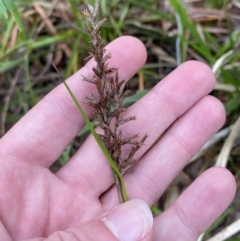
[102,199,153,241]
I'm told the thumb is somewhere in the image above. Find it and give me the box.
[100,199,153,241]
[28,199,153,241]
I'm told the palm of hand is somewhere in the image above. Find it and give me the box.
[0,37,236,241]
[0,159,103,239]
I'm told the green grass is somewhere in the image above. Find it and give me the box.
[0,0,25,39]
[1,0,240,239]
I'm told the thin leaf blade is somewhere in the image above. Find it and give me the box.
[0,0,8,19]
[2,0,25,40]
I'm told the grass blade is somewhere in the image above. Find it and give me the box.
[2,0,25,40]
[0,0,8,19]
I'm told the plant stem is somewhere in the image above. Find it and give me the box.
[113,169,124,203]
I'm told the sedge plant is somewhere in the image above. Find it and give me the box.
[59,3,147,204]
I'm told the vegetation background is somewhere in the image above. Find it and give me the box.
[0,0,240,240]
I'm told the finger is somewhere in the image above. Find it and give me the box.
[153,167,236,241]
[57,61,216,197]
[101,95,225,207]
[0,36,147,167]
[0,221,11,241]
[25,199,153,241]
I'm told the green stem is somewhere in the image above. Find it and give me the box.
[113,169,124,203]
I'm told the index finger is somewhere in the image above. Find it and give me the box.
[0,36,147,167]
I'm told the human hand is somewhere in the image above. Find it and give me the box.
[0,36,236,241]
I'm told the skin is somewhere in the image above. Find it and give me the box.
[0,36,236,241]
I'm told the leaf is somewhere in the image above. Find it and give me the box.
[127,0,173,21]
[0,0,8,19]
[1,0,25,40]
[28,31,76,50]
[123,90,149,106]
[168,0,214,62]
[0,58,24,73]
